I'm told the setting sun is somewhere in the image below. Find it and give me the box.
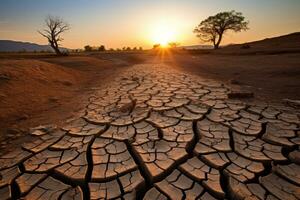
[1,1,300,199]
[149,21,178,47]
[152,28,174,47]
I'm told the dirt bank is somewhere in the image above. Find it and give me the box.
[0,55,131,151]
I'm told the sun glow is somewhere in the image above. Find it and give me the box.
[149,21,178,47]
[153,28,175,47]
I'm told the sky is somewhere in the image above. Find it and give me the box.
[0,0,300,49]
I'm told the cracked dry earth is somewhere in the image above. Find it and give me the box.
[1,64,300,200]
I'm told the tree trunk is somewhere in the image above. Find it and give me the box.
[213,40,217,49]
[49,35,62,55]
[214,33,223,49]
[50,43,62,55]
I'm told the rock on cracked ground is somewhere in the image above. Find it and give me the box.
[1,64,300,200]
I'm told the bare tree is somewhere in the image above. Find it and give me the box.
[194,11,249,49]
[38,16,70,55]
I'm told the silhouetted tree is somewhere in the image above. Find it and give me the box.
[126,47,131,51]
[98,45,106,51]
[38,16,70,55]
[133,47,137,51]
[139,47,143,51]
[84,45,92,52]
[194,10,249,49]
[168,42,180,48]
[153,44,161,49]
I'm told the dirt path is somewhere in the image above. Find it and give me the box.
[0,63,299,200]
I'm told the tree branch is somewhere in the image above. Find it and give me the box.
[38,16,70,55]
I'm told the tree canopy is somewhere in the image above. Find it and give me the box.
[194,10,249,49]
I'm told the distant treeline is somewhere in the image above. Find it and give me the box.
[82,45,143,52]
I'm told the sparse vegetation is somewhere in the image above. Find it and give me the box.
[84,45,106,52]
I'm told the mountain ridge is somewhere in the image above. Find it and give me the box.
[0,40,69,52]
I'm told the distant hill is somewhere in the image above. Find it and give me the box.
[0,40,69,52]
[221,32,300,54]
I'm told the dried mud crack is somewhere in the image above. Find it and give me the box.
[0,64,299,200]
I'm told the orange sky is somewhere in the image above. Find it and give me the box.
[1,0,300,49]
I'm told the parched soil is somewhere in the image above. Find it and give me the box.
[1,32,300,200]
[0,55,141,149]
[1,51,300,150]
[166,53,300,103]
[0,63,299,200]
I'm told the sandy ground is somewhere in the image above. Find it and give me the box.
[0,51,299,152]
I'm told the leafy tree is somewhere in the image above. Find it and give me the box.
[194,10,249,49]
[153,44,161,49]
[168,42,180,48]
[98,45,106,51]
[84,45,92,52]
[38,16,70,55]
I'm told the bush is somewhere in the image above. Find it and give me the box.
[241,44,251,49]
[61,51,69,56]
